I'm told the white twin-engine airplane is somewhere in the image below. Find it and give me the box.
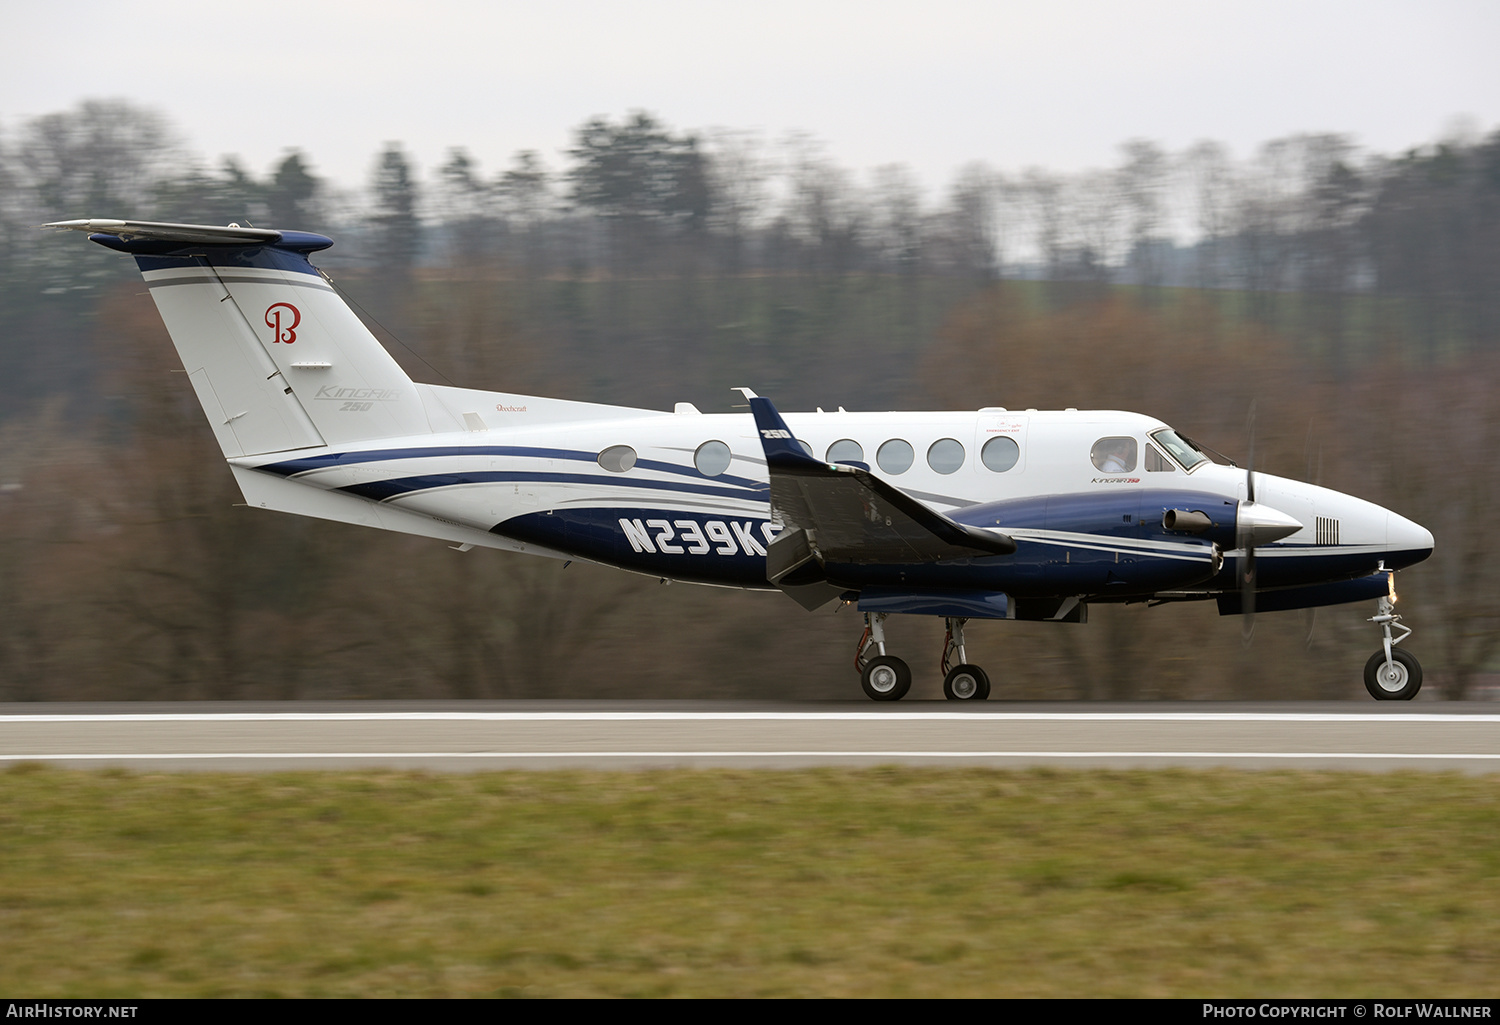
[47,219,1436,701]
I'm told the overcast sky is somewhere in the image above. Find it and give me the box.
[6,0,1498,195]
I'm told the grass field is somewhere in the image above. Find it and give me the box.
[2,765,1497,997]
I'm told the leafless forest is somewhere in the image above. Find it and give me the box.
[1,101,1497,700]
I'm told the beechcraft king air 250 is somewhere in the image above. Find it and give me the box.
[46,219,1436,701]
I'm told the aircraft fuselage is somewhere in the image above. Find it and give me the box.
[238,401,1432,613]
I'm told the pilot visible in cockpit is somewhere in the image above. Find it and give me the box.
[1091,437,1137,474]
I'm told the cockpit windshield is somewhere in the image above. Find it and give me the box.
[1150,428,1208,472]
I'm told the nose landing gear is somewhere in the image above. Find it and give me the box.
[1365,583,1421,700]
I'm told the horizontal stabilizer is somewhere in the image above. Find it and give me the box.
[43,219,283,245]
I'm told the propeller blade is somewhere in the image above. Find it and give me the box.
[1242,400,1258,643]
[1245,400,1257,505]
[1304,416,1323,487]
[1234,501,1298,644]
[1241,546,1256,643]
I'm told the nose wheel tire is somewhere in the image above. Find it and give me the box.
[1364,648,1422,701]
[942,665,991,701]
[861,656,911,701]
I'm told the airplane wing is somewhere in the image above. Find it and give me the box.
[749,397,1014,607]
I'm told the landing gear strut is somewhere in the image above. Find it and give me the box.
[853,613,993,701]
[941,617,990,701]
[856,613,910,701]
[1365,583,1421,701]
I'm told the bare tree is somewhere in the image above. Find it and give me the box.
[369,142,422,294]
[938,161,1004,281]
[703,128,772,275]
[777,132,865,275]
[1117,139,1171,297]
[1019,167,1066,293]
[19,99,179,221]
[1057,168,1123,304]
[1181,140,1237,290]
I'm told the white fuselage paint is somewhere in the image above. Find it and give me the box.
[230,400,1433,593]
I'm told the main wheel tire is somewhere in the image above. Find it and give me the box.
[1364,648,1422,701]
[861,656,911,701]
[942,664,991,701]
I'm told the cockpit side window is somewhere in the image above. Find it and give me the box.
[1149,429,1207,472]
[1090,437,1137,473]
[1145,443,1174,472]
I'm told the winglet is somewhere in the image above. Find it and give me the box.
[748,396,826,470]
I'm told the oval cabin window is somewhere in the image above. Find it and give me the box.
[927,438,965,474]
[597,445,637,473]
[1090,437,1137,473]
[694,440,732,477]
[877,439,914,474]
[981,436,1020,472]
[826,439,864,464]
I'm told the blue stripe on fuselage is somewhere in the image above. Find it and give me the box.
[338,470,767,505]
[256,445,768,494]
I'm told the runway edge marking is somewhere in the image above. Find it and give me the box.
[4,712,1500,725]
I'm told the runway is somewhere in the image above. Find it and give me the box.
[2,701,1498,772]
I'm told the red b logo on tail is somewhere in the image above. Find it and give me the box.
[265,302,300,343]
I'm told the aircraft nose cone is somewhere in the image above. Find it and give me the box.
[1387,512,1434,566]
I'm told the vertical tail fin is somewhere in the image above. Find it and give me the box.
[47,219,431,456]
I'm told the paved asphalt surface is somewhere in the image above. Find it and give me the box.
[1,701,1498,772]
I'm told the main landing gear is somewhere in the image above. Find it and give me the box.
[1365,590,1422,701]
[941,617,990,701]
[854,613,991,701]
[855,613,910,701]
